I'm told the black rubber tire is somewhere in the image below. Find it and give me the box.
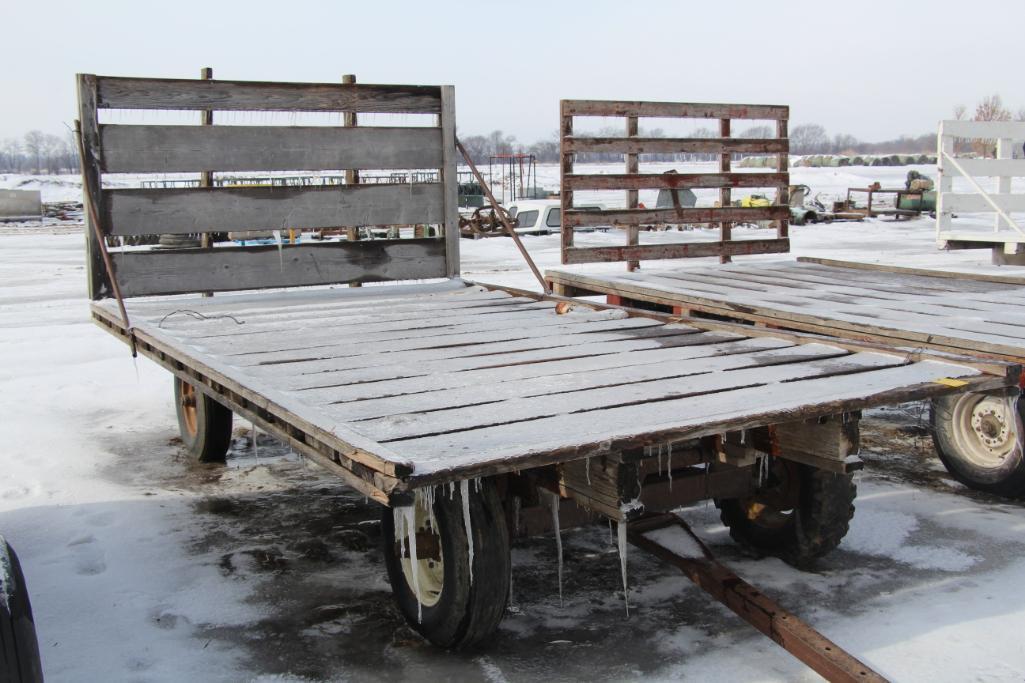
[716,461,856,569]
[0,540,43,683]
[173,377,233,463]
[931,393,1025,497]
[381,480,510,650]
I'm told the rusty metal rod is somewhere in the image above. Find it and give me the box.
[455,138,551,295]
[628,513,888,683]
[75,120,136,356]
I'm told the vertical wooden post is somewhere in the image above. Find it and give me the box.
[199,67,214,296]
[719,118,732,264]
[77,74,109,300]
[560,103,574,264]
[996,137,1012,232]
[439,85,461,278]
[626,115,640,271]
[342,74,360,245]
[776,117,790,240]
[936,124,954,237]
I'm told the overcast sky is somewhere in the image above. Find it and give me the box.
[3,0,1022,144]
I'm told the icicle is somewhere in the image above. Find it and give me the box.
[609,519,615,545]
[272,229,284,270]
[585,457,591,486]
[740,429,746,445]
[460,480,474,585]
[251,421,259,462]
[513,496,521,536]
[667,443,673,492]
[657,452,662,476]
[449,481,455,499]
[396,506,422,623]
[617,521,630,617]
[549,491,563,606]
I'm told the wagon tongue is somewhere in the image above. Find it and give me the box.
[628,513,888,683]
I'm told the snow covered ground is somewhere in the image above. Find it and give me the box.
[3,166,1025,681]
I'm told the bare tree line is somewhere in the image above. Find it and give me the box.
[0,131,80,174]
[4,95,1020,175]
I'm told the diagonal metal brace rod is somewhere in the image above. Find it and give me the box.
[628,513,888,683]
[455,138,551,294]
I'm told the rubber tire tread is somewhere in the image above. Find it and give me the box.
[381,480,510,650]
[0,541,43,683]
[174,377,233,463]
[717,465,855,569]
[931,394,1025,497]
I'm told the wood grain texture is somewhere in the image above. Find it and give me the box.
[563,206,790,227]
[563,172,789,191]
[90,282,1008,488]
[94,75,441,113]
[439,86,460,278]
[110,239,447,296]
[99,125,443,173]
[562,100,788,120]
[562,240,790,263]
[563,137,787,155]
[102,183,445,235]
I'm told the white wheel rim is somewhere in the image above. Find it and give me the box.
[950,393,1017,469]
[399,497,444,608]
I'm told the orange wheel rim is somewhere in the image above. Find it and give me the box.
[180,381,199,436]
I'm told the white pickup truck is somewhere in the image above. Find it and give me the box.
[506,199,607,235]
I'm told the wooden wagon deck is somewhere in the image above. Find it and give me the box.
[92,279,1012,503]
[547,258,1025,363]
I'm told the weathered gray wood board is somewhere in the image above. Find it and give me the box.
[100,125,443,173]
[112,239,447,296]
[95,76,442,113]
[103,183,445,235]
[92,282,1005,489]
[547,260,1025,362]
[78,73,460,299]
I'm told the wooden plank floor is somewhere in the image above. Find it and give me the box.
[547,260,1025,362]
[94,280,1001,486]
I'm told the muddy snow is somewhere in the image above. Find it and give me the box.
[3,165,1025,681]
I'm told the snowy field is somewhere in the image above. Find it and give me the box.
[3,165,1025,681]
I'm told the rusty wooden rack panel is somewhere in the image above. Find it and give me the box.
[559,99,790,269]
[77,73,461,300]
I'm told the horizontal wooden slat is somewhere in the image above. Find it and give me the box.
[99,125,442,173]
[102,183,444,236]
[563,206,790,227]
[562,172,789,191]
[562,239,790,264]
[940,119,1025,140]
[563,100,788,120]
[563,137,788,155]
[941,192,1025,213]
[942,158,1025,178]
[91,75,442,113]
[109,239,446,297]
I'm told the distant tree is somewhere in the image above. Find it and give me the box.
[459,134,489,164]
[953,104,967,120]
[487,130,516,156]
[1,139,22,172]
[789,123,829,155]
[973,94,1011,157]
[832,133,860,155]
[738,125,772,139]
[24,130,44,173]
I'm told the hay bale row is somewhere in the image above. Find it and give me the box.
[793,154,938,167]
